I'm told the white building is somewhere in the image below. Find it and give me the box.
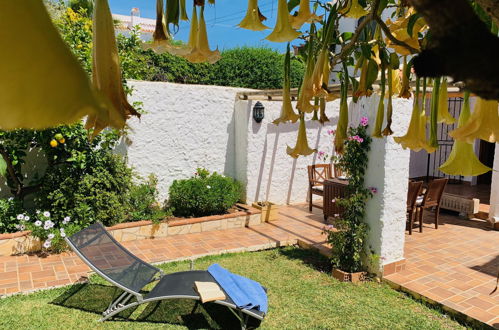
[112,8,155,41]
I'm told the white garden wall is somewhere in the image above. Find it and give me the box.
[123,81,250,203]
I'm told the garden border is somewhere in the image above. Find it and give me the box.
[0,204,261,256]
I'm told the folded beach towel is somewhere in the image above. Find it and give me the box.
[207,263,268,313]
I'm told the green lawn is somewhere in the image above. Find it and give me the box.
[0,247,467,329]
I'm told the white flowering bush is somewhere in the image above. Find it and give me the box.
[16,212,79,252]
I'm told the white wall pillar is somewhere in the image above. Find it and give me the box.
[356,96,413,272]
[488,143,499,228]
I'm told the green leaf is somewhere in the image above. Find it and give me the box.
[0,157,6,177]
[366,59,379,88]
[407,13,422,37]
[389,52,400,70]
[287,0,300,12]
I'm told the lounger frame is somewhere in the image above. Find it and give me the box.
[65,224,264,329]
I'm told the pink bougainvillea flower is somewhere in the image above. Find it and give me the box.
[360,116,369,126]
[369,187,378,194]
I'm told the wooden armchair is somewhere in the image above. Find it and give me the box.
[307,164,332,212]
[407,181,423,235]
[417,178,448,230]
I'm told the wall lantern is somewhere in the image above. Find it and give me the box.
[253,101,265,123]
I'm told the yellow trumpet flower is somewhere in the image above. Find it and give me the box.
[353,59,373,99]
[398,57,411,98]
[180,0,189,21]
[287,113,317,158]
[184,6,221,64]
[319,97,329,124]
[238,0,269,31]
[290,0,322,29]
[87,0,140,136]
[372,67,386,138]
[391,69,402,96]
[440,93,491,176]
[334,82,349,154]
[340,0,368,19]
[449,97,499,143]
[311,48,329,97]
[142,0,177,54]
[297,30,319,113]
[394,91,435,153]
[385,8,426,55]
[437,79,456,124]
[266,0,301,43]
[382,69,394,136]
[0,1,105,130]
[274,44,299,125]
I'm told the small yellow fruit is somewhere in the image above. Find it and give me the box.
[50,140,58,148]
[54,133,63,140]
[58,138,65,144]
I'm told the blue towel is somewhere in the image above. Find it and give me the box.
[207,263,268,313]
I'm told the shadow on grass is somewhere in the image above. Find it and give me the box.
[51,283,261,329]
[277,247,332,273]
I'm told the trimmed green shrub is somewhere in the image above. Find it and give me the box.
[0,198,23,233]
[126,174,172,222]
[168,169,242,217]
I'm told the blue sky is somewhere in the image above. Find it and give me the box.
[109,0,318,52]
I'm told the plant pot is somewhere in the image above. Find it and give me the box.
[252,202,280,222]
[332,268,367,283]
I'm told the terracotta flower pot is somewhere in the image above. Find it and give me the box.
[332,268,367,283]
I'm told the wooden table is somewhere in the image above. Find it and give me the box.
[323,178,349,221]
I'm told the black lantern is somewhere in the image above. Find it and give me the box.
[252,101,265,123]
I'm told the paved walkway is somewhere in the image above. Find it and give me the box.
[0,205,326,297]
[384,212,499,328]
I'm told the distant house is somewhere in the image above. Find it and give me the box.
[112,8,155,41]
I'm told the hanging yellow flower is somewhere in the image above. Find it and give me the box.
[353,59,370,99]
[398,57,411,98]
[372,67,386,138]
[449,97,499,143]
[266,0,301,43]
[142,0,177,54]
[394,80,435,153]
[180,0,189,21]
[382,69,394,136]
[440,93,491,176]
[273,44,299,125]
[287,113,317,158]
[296,28,319,113]
[184,6,221,64]
[290,0,322,29]
[311,48,329,98]
[319,97,329,124]
[385,8,426,55]
[238,0,269,31]
[391,69,402,96]
[339,0,368,19]
[334,81,349,154]
[87,0,140,136]
[437,78,456,124]
[0,1,105,130]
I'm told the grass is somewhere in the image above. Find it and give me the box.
[0,247,467,329]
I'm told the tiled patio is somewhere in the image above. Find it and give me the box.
[384,211,499,328]
[0,205,326,297]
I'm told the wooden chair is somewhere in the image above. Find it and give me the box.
[333,164,344,178]
[417,178,448,230]
[407,181,423,235]
[307,164,332,212]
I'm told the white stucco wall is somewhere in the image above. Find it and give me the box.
[488,144,499,224]
[235,99,339,205]
[123,81,251,203]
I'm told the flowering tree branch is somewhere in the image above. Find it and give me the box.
[373,14,419,54]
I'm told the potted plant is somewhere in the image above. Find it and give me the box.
[252,201,280,222]
[324,117,373,283]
